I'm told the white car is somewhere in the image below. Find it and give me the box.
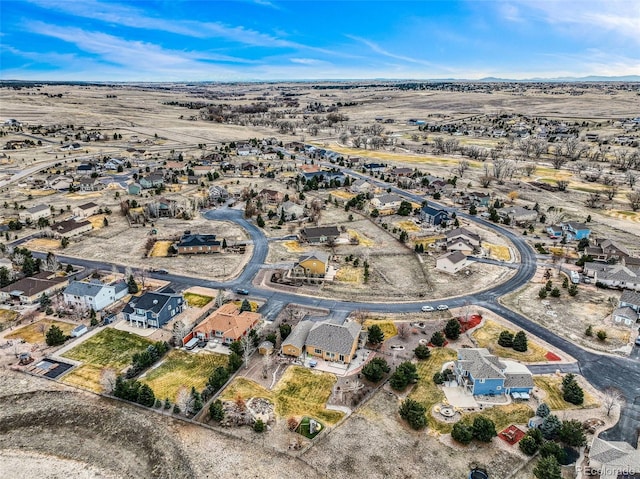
[437,304,449,311]
[421,305,434,312]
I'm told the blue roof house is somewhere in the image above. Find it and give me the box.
[122,291,184,328]
[420,203,450,226]
[454,348,534,397]
[562,222,591,241]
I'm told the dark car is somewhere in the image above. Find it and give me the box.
[235,288,249,295]
[152,268,169,274]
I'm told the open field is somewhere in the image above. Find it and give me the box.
[221,365,343,425]
[471,319,550,362]
[481,242,511,261]
[334,265,363,283]
[0,309,19,327]
[141,350,227,401]
[183,292,213,308]
[6,320,75,343]
[534,375,600,411]
[62,328,152,370]
[21,238,61,251]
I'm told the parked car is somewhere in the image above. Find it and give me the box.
[421,305,434,312]
[152,268,169,274]
[437,304,449,311]
[635,336,640,347]
[235,288,249,295]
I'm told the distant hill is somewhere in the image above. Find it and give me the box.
[476,75,640,82]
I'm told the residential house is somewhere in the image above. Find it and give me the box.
[498,206,538,226]
[19,204,51,223]
[60,142,82,151]
[192,303,261,344]
[370,193,403,213]
[73,202,100,218]
[0,271,69,304]
[546,224,564,239]
[281,320,361,364]
[237,146,260,156]
[446,228,481,248]
[78,177,104,192]
[585,238,631,263]
[277,201,305,221]
[191,165,213,176]
[612,306,638,326]
[50,219,93,238]
[563,222,591,241]
[420,203,450,226]
[363,163,386,173]
[104,158,125,170]
[258,188,284,206]
[299,226,340,244]
[436,251,471,274]
[240,162,258,172]
[46,175,74,191]
[454,348,534,397]
[209,185,229,202]
[176,233,221,254]
[456,191,491,207]
[122,291,185,328]
[63,279,128,312]
[587,437,640,479]
[139,173,164,189]
[187,176,199,185]
[349,179,375,194]
[446,238,476,256]
[583,262,640,291]
[619,290,640,312]
[291,252,329,278]
[75,163,96,176]
[390,167,414,177]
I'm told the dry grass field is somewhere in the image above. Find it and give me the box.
[6,319,75,343]
[149,240,172,257]
[363,320,397,340]
[141,349,227,401]
[533,375,600,411]
[183,292,213,308]
[471,319,550,363]
[61,364,104,393]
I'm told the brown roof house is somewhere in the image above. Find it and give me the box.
[193,303,261,345]
[299,226,340,244]
[50,219,92,239]
[73,202,100,218]
[0,271,69,304]
[281,320,361,364]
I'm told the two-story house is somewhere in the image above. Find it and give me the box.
[420,203,450,226]
[63,279,128,312]
[73,202,100,218]
[19,204,51,224]
[122,291,185,328]
[281,320,361,364]
[175,233,221,254]
[291,252,329,279]
[585,239,631,263]
[454,348,534,397]
[139,173,164,189]
[562,222,591,241]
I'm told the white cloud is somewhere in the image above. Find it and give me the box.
[290,58,324,65]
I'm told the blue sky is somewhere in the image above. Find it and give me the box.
[1,0,638,81]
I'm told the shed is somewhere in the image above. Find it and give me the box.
[71,324,88,337]
[258,341,274,355]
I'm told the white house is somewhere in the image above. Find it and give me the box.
[63,279,129,312]
[19,204,51,223]
[73,202,100,218]
[370,193,403,211]
[436,251,471,274]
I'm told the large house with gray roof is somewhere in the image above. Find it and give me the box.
[122,291,185,328]
[63,279,129,312]
[454,348,534,398]
[281,320,361,364]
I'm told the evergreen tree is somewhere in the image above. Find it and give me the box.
[451,421,473,445]
[472,416,497,442]
[559,419,587,447]
[367,324,385,345]
[390,362,419,390]
[398,398,426,430]
[240,299,252,312]
[536,403,551,418]
[533,456,562,479]
[127,274,139,294]
[512,331,528,352]
[413,344,431,360]
[430,331,445,347]
[497,330,514,347]
[137,384,156,407]
[45,325,66,346]
[209,400,225,421]
[279,323,292,340]
[361,357,390,383]
[444,318,461,340]
[540,414,562,440]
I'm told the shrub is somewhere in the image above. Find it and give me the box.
[472,416,497,442]
[497,330,514,348]
[585,325,593,337]
[444,319,461,340]
[367,324,385,345]
[433,372,444,385]
[540,441,567,464]
[536,403,551,418]
[519,434,540,455]
[430,331,445,347]
[559,419,586,447]
[398,398,426,430]
[540,414,562,440]
[512,331,528,352]
[253,419,266,432]
[533,456,562,479]
[596,330,607,341]
[451,421,473,445]
[568,284,578,296]
[414,344,431,360]
[550,287,561,298]
[362,357,390,383]
[390,362,419,391]
[538,288,548,299]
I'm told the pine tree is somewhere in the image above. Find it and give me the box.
[512,331,528,352]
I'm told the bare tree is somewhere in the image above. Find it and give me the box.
[556,180,569,191]
[454,160,470,178]
[261,353,273,379]
[172,320,189,345]
[604,184,618,201]
[479,175,493,188]
[522,163,537,177]
[397,323,409,340]
[100,368,118,394]
[43,252,59,272]
[602,387,624,416]
[585,192,602,209]
[626,171,637,188]
[242,337,254,369]
[551,146,567,169]
[176,387,191,414]
[137,268,149,291]
[214,289,226,308]
[627,191,640,211]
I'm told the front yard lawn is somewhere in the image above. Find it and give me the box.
[6,319,76,344]
[472,319,549,362]
[220,366,344,425]
[534,376,600,410]
[62,328,152,369]
[141,349,227,401]
[61,364,104,393]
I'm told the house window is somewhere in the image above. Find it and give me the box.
[339,354,345,362]
[479,379,485,383]
[496,386,501,390]
[314,348,322,354]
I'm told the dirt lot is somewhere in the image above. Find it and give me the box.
[63,214,251,280]
[501,272,630,353]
